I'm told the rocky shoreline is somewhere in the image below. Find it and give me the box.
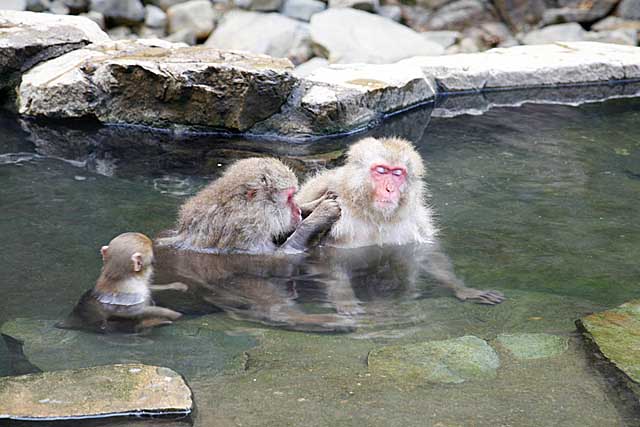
[2,10,640,138]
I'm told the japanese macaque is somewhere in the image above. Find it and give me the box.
[296,136,505,307]
[58,232,186,333]
[158,157,340,253]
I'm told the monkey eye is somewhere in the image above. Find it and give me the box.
[375,166,388,174]
[391,169,405,176]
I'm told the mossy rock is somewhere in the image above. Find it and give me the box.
[496,333,568,360]
[0,364,192,421]
[367,335,499,384]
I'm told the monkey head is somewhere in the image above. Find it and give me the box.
[344,137,425,219]
[100,232,154,280]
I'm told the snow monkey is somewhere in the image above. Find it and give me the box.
[296,137,505,308]
[159,157,340,253]
[58,232,186,333]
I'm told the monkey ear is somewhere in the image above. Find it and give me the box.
[100,246,109,261]
[246,189,257,200]
[131,253,144,272]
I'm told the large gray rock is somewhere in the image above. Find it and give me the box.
[402,42,640,93]
[281,0,325,21]
[89,0,145,25]
[167,0,217,39]
[0,10,108,104]
[310,8,445,64]
[206,10,313,64]
[618,0,640,20]
[145,4,168,28]
[253,62,435,135]
[521,22,587,44]
[368,336,500,384]
[423,0,497,31]
[543,0,619,24]
[17,40,296,132]
[493,0,546,32]
[0,364,192,421]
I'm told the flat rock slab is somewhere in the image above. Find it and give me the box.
[496,333,568,360]
[17,39,296,131]
[0,11,108,93]
[0,364,192,421]
[578,300,640,397]
[1,316,256,378]
[367,335,499,384]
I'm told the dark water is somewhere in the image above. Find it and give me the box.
[1,96,639,426]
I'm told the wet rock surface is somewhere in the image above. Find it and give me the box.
[368,336,500,384]
[0,364,192,420]
[496,333,568,360]
[17,39,296,131]
[578,300,640,398]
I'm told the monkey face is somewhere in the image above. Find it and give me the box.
[369,163,407,213]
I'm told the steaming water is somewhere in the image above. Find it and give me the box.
[1,97,639,426]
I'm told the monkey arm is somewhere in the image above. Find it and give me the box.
[419,247,505,305]
[149,282,189,292]
[279,198,341,253]
[299,191,337,217]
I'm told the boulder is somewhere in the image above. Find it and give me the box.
[167,0,217,39]
[328,0,378,12]
[145,4,168,28]
[402,42,640,93]
[618,0,640,20]
[89,0,145,25]
[422,0,497,31]
[521,22,587,44]
[0,10,108,106]
[586,28,638,45]
[0,364,192,421]
[578,300,640,399]
[205,10,313,64]
[281,0,325,21]
[542,0,619,24]
[17,40,296,131]
[496,333,568,360]
[368,336,500,384]
[493,0,546,32]
[310,8,445,64]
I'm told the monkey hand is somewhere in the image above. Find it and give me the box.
[315,198,341,222]
[454,287,505,305]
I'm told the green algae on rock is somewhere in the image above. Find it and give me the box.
[578,300,640,397]
[0,363,192,420]
[496,333,568,360]
[367,335,500,384]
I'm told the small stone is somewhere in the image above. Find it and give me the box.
[493,0,545,32]
[376,4,401,22]
[247,0,283,11]
[592,16,640,31]
[80,10,106,29]
[521,22,587,44]
[164,27,197,44]
[0,364,193,421]
[73,175,87,181]
[328,0,378,12]
[421,30,461,48]
[49,0,71,14]
[167,0,216,39]
[586,28,638,45]
[26,0,50,12]
[423,0,497,31]
[496,333,568,360]
[145,4,167,28]
[107,25,135,40]
[368,336,500,384]
[1,0,27,10]
[281,0,325,22]
[90,0,145,25]
[138,26,167,38]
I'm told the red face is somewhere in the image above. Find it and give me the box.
[284,187,302,225]
[370,164,407,209]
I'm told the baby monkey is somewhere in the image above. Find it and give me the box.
[58,232,185,333]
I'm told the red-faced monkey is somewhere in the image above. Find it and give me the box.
[296,137,505,307]
[58,232,186,333]
[159,157,340,253]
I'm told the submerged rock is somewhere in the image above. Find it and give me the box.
[578,300,640,398]
[368,336,500,384]
[0,11,108,101]
[0,364,192,421]
[0,316,256,377]
[17,39,296,131]
[310,8,445,64]
[496,333,568,360]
